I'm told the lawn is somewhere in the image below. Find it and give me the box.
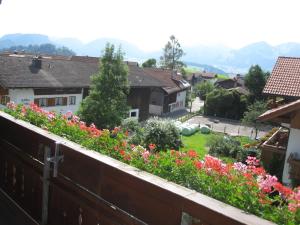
[180,132,211,158]
[180,131,254,160]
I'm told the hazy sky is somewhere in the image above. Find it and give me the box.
[1,0,300,51]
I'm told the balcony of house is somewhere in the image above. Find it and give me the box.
[260,128,288,163]
[0,111,276,225]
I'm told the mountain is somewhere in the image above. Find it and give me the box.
[0,33,50,47]
[2,33,300,73]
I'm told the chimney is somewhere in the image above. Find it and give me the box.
[32,56,42,69]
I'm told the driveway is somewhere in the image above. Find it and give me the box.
[187,115,272,138]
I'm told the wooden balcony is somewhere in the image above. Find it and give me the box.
[0,111,275,225]
[260,128,288,167]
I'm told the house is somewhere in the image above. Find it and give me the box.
[187,71,217,86]
[258,56,300,185]
[0,53,190,121]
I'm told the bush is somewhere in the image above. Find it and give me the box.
[207,134,242,158]
[121,117,144,145]
[143,117,181,151]
[121,117,140,133]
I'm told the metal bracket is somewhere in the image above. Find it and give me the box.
[47,141,64,177]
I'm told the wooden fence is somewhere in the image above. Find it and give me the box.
[0,111,275,225]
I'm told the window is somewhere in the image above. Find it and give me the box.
[0,95,10,105]
[129,109,139,119]
[55,97,63,106]
[69,96,76,105]
[40,98,47,107]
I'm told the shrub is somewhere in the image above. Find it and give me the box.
[207,134,242,158]
[143,117,181,151]
[121,117,144,145]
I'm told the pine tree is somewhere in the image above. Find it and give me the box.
[78,44,129,129]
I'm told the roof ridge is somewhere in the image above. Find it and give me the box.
[278,56,300,60]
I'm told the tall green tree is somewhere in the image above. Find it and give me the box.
[160,35,185,71]
[78,44,129,129]
[142,58,157,68]
[244,65,267,101]
[242,101,267,139]
[194,81,214,100]
[204,88,247,120]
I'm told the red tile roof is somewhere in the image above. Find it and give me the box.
[263,57,300,98]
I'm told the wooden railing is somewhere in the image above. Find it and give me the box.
[0,111,275,225]
[260,128,288,167]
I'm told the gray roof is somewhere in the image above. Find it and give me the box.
[0,55,189,93]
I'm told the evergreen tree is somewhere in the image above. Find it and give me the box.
[78,44,129,129]
[160,35,185,71]
[244,65,267,101]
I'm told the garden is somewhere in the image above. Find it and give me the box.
[3,102,300,225]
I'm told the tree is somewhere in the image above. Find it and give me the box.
[204,88,247,120]
[193,81,214,100]
[244,65,267,101]
[142,58,157,68]
[160,35,185,71]
[78,43,129,129]
[242,101,267,139]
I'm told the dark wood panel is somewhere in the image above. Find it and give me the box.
[34,88,82,95]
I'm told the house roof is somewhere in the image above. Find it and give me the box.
[258,99,300,122]
[0,54,189,94]
[186,72,217,81]
[263,56,300,98]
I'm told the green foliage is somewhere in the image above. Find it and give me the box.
[143,117,181,151]
[160,35,185,70]
[193,81,214,100]
[207,135,242,158]
[244,65,267,101]
[142,58,157,68]
[205,89,247,120]
[121,117,144,145]
[78,43,129,129]
[242,101,267,139]
[3,43,75,56]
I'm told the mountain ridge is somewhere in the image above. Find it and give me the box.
[1,33,300,73]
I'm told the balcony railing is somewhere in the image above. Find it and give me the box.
[0,111,274,225]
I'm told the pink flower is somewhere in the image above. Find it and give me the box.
[257,175,278,193]
[233,162,247,173]
[141,150,150,163]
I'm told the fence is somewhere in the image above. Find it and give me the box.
[0,111,274,225]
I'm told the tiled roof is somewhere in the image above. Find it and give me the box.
[263,57,300,98]
[258,99,300,122]
[0,55,189,93]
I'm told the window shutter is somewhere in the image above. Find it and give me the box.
[63,97,68,106]
[48,98,55,107]
[34,98,39,106]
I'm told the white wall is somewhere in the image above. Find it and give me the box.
[282,128,300,184]
[37,93,83,114]
[9,88,34,106]
[8,88,83,115]
[169,91,187,112]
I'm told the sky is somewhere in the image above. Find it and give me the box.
[1,0,300,51]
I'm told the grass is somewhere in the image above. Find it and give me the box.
[216,74,229,80]
[180,132,212,158]
[180,131,254,160]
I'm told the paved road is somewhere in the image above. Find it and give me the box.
[191,97,204,113]
[187,115,272,138]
